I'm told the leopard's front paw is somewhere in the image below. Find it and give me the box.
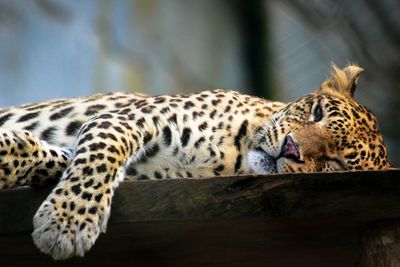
[32,185,110,260]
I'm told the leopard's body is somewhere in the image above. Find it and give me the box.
[0,64,390,259]
[0,90,283,184]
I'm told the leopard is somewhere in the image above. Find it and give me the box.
[0,64,390,260]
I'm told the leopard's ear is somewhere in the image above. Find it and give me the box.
[317,63,364,98]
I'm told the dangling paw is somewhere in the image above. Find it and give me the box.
[32,181,110,260]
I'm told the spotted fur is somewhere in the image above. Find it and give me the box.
[0,64,390,259]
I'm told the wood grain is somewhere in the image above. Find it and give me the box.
[0,169,399,266]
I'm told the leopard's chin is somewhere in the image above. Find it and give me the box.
[247,148,277,174]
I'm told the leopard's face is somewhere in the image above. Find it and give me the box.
[248,64,391,174]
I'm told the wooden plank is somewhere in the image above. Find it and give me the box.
[1,169,399,232]
[0,218,363,266]
[0,169,399,266]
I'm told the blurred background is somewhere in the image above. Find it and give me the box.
[0,0,398,165]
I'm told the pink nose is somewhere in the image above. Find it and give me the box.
[283,135,300,161]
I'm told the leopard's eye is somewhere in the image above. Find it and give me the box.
[313,103,323,122]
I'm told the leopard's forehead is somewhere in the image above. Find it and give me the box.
[288,92,379,125]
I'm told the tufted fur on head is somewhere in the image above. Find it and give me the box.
[318,63,364,98]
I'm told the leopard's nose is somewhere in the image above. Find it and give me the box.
[283,135,300,161]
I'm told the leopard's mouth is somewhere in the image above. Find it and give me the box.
[276,135,305,164]
[248,135,306,174]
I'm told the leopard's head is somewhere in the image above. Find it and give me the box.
[249,64,391,174]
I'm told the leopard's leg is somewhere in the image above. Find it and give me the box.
[0,129,72,190]
[32,112,145,260]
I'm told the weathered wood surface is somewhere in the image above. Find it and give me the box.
[0,169,399,266]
